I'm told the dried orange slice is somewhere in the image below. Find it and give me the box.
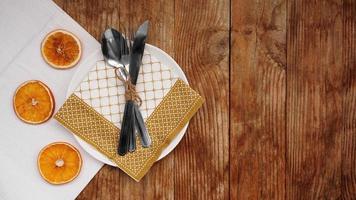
[13,80,55,124]
[38,142,82,185]
[41,29,82,69]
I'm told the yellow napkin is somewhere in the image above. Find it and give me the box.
[54,51,203,181]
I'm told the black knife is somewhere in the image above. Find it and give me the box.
[129,20,152,148]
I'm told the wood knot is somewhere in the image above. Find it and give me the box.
[202,29,229,66]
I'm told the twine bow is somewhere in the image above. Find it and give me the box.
[115,68,142,106]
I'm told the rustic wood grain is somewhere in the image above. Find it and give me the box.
[230,0,286,199]
[286,0,355,199]
[287,0,335,198]
[173,0,230,199]
[52,0,356,199]
[341,0,356,199]
[117,1,175,199]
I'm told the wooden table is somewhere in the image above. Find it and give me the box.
[54,0,355,199]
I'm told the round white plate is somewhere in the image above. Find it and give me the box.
[67,44,189,166]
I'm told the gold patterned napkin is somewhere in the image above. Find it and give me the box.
[54,50,203,181]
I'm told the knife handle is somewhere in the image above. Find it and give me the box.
[134,104,151,147]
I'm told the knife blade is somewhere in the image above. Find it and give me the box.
[129,20,149,84]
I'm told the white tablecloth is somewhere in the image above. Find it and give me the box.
[0,0,104,199]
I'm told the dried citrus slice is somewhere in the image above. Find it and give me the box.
[13,80,55,124]
[41,29,82,69]
[38,142,82,185]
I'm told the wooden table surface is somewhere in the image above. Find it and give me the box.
[54,0,355,199]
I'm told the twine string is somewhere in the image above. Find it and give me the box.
[115,68,142,106]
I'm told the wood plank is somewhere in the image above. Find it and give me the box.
[118,0,175,199]
[141,0,176,197]
[230,0,286,199]
[54,0,121,41]
[341,0,356,198]
[173,0,230,199]
[286,0,350,198]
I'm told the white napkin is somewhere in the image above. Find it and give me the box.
[0,0,104,199]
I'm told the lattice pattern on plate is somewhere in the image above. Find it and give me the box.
[74,50,179,128]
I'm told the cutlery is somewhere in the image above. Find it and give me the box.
[101,21,151,155]
[115,21,151,150]
[101,28,129,79]
[129,21,151,147]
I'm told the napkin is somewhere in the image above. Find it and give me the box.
[54,51,204,181]
[0,0,104,199]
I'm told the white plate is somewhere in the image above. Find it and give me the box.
[66,44,189,166]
